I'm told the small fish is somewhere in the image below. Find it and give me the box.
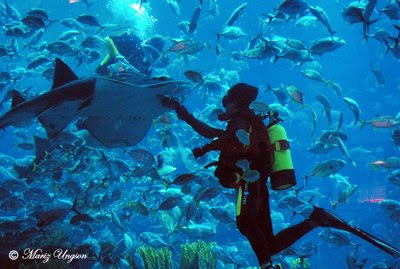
[361,115,399,129]
[309,107,317,137]
[316,94,332,125]
[166,40,206,55]
[332,137,356,167]
[265,84,288,106]
[235,129,250,146]
[343,97,360,126]
[310,37,345,56]
[219,26,246,40]
[184,70,204,83]
[286,85,304,106]
[326,81,342,98]
[391,129,400,147]
[371,157,400,170]
[76,14,104,29]
[335,111,344,132]
[331,184,358,210]
[22,15,46,30]
[301,69,327,83]
[170,173,196,186]
[305,159,346,184]
[158,197,182,210]
[308,5,335,37]
[249,101,269,114]
[226,2,247,26]
[188,2,202,34]
[371,67,385,86]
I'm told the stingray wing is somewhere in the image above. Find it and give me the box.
[83,116,152,148]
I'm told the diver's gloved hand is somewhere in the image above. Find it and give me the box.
[192,147,206,158]
[159,96,181,110]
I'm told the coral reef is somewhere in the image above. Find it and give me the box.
[179,240,217,269]
[139,246,172,269]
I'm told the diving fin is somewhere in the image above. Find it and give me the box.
[311,207,400,257]
[340,222,400,257]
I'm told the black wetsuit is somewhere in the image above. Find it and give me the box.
[176,105,316,265]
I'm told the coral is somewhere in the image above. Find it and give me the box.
[139,246,172,269]
[179,240,216,269]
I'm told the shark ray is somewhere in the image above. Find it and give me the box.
[0,58,191,148]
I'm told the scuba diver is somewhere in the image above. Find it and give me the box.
[95,31,168,76]
[161,83,400,269]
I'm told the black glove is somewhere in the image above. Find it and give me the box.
[192,147,206,158]
[159,95,180,110]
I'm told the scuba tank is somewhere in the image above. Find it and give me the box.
[267,123,296,190]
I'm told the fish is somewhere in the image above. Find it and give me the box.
[209,206,235,224]
[381,0,400,20]
[301,69,327,83]
[184,70,204,83]
[342,2,365,24]
[0,58,190,148]
[61,18,85,30]
[308,5,335,37]
[166,0,180,16]
[226,2,247,26]
[32,198,79,227]
[387,170,400,187]
[286,85,305,106]
[22,15,46,30]
[392,129,400,147]
[165,39,206,55]
[316,94,332,126]
[371,157,400,170]
[319,229,356,248]
[331,184,358,210]
[274,0,308,18]
[326,81,342,98]
[1,179,29,192]
[332,137,356,167]
[361,115,400,129]
[305,159,346,184]
[158,197,183,211]
[210,245,241,267]
[76,14,104,30]
[249,101,269,114]
[219,26,247,40]
[265,84,288,106]
[343,97,360,126]
[188,1,202,34]
[371,67,385,86]
[181,222,216,239]
[3,0,21,20]
[310,37,345,56]
[309,107,317,138]
[335,111,344,132]
[235,129,250,146]
[140,231,173,249]
[379,199,400,223]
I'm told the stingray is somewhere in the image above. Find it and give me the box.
[0,58,190,148]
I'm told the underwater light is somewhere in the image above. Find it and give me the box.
[69,0,79,3]
[129,3,145,16]
[107,0,157,39]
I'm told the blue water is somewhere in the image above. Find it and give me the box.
[0,0,400,268]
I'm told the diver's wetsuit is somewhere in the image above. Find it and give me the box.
[96,34,151,76]
[176,105,316,265]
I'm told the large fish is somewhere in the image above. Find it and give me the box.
[0,59,190,148]
[305,159,346,184]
